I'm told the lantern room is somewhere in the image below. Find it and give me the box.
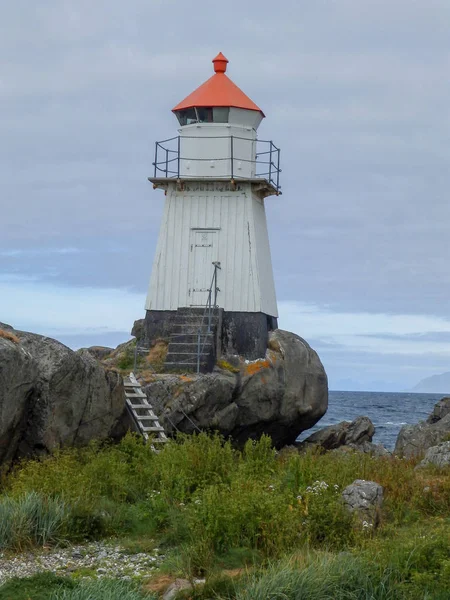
[152,53,281,190]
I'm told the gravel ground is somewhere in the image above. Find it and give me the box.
[0,541,165,583]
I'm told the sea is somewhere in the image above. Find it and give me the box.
[297,391,445,450]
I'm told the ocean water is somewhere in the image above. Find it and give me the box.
[298,391,445,450]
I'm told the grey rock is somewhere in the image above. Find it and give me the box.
[144,329,328,448]
[301,416,375,450]
[0,325,127,464]
[395,397,450,458]
[163,578,193,600]
[80,346,114,361]
[347,441,391,457]
[416,441,450,469]
[426,397,450,424]
[346,416,375,444]
[342,479,384,527]
[0,326,39,465]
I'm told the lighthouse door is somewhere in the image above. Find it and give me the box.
[189,229,218,306]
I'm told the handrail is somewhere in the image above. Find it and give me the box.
[197,261,221,373]
[152,135,281,192]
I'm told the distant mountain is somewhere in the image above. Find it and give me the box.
[411,371,450,394]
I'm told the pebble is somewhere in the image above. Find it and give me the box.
[0,541,164,583]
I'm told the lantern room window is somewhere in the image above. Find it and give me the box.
[175,107,230,126]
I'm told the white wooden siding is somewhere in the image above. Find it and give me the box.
[145,183,278,317]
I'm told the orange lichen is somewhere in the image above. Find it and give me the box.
[0,329,19,344]
[244,359,271,376]
[179,375,194,382]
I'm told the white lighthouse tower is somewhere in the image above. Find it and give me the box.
[144,53,281,371]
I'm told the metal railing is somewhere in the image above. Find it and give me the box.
[196,261,221,373]
[153,135,281,193]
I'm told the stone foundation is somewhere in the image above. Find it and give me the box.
[138,309,277,361]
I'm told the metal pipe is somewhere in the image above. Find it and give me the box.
[197,329,201,374]
[177,136,180,178]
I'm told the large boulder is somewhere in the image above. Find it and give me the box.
[144,329,328,448]
[0,323,126,464]
[395,397,450,458]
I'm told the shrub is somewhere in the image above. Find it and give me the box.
[184,475,302,559]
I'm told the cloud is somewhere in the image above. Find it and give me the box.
[1,0,449,389]
[0,247,82,257]
[1,279,144,336]
[278,301,450,357]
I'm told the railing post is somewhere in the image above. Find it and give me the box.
[165,148,169,177]
[213,266,218,307]
[197,329,201,374]
[154,143,158,177]
[177,136,180,178]
[276,148,280,192]
[269,142,273,185]
[230,136,234,179]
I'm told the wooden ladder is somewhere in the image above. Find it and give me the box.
[124,372,168,449]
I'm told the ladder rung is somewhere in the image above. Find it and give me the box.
[141,426,165,432]
[134,415,160,421]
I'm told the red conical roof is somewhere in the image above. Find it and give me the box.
[172,53,264,116]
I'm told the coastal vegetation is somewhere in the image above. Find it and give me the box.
[0,432,449,599]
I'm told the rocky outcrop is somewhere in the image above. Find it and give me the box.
[0,323,126,464]
[300,416,389,456]
[416,441,450,469]
[395,398,450,458]
[143,329,328,448]
[342,480,384,527]
[301,416,374,449]
[426,397,450,424]
[82,346,114,361]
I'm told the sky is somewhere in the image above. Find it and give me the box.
[1,0,450,391]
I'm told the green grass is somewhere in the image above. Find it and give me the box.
[51,578,154,599]
[1,432,449,597]
[0,492,68,551]
[0,572,75,600]
[0,575,155,600]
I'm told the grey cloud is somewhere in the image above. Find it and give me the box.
[1,0,449,388]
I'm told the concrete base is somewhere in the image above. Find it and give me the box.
[139,310,178,346]
[221,312,278,360]
[140,309,277,361]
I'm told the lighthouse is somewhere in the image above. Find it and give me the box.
[143,53,281,371]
